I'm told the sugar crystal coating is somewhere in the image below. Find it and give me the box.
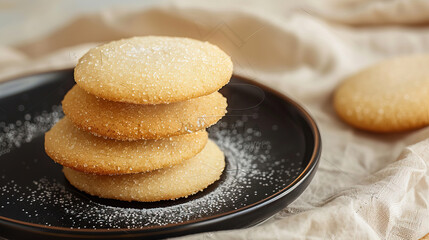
[45,118,208,175]
[75,36,233,104]
[63,140,225,202]
[63,85,227,140]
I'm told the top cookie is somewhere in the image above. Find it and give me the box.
[75,36,233,104]
[333,55,429,132]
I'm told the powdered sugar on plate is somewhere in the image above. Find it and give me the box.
[0,105,63,156]
[0,110,304,229]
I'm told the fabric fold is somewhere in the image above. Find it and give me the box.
[1,1,429,239]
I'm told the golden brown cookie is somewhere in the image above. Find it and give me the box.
[63,140,225,202]
[62,85,227,140]
[74,36,233,104]
[44,118,208,175]
[333,55,429,132]
[420,233,429,240]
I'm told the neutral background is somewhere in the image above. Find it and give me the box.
[1,0,429,239]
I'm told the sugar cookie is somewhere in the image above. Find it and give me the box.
[45,118,208,175]
[420,233,429,240]
[333,55,429,132]
[63,140,225,202]
[74,36,233,104]
[62,85,227,140]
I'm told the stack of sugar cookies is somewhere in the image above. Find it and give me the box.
[45,36,233,202]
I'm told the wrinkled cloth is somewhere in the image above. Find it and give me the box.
[1,1,429,239]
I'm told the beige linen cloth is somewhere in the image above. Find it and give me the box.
[1,1,429,239]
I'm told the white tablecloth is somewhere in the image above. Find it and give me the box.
[1,1,429,239]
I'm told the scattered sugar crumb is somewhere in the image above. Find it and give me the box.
[0,105,63,155]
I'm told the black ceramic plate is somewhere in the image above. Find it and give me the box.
[0,70,320,240]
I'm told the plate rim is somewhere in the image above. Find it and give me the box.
[0,68,321,235]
